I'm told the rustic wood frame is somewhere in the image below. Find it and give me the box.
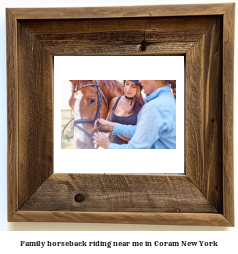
[7,4,234,226]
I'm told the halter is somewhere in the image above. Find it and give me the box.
[62,80,108,145]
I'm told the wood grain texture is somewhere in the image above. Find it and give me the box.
[222,4,235,226]
[19,17,218,56]
[8,4,233,19]
[20,17,218,34]
[20,174,217,213]
[38,41,193,56]
[18,23,54,208]
[185,18,223,212]
[11,211,232,226]
[7,9,18,221]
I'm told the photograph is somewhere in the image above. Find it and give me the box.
[54,56,184,174]
[61,80,177,150]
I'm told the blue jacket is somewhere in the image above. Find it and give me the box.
[108,85,176,149]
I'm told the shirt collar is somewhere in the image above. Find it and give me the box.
[144,85,171,102]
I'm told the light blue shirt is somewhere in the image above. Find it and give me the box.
[108,85,176,149]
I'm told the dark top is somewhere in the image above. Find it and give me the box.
[109,97,137,145]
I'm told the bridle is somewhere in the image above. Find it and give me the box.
[62,80,108,145]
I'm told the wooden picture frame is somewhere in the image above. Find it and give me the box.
[7,3,234,226]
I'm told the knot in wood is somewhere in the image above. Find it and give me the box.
[74,193,85,202]
[140,40,148,52]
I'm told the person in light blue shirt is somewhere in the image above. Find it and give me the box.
[94,80,176,149]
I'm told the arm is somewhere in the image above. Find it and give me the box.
[106,97,118,121]
[108,104,170,149]
[95,97,133,140]
[111,108,143,138]
[93,99,117,132]
[112,123,137,139]
[107,97,131,142]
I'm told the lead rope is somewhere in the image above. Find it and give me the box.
[62,118,74,142]
[94,80,109,132]
[94,81,101,148]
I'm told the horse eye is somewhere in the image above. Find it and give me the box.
[90,98,96,104]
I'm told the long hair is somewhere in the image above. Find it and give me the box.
[124,80,146,114]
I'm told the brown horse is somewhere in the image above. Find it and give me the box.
[69,80,124,149]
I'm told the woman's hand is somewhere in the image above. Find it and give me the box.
[94,118,115,132]
[94,132,111,149]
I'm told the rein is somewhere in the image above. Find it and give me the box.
[62,80,108,145]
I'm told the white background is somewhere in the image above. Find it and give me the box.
[55,56,184,173]
[0,0,237,252]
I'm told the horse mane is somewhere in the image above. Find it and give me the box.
[97,80,124,93]
[70,80,124,92]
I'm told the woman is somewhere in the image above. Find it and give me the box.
[106,80,145,145]
[94,80,176,149]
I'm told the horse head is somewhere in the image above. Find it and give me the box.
[69,80,109,149]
